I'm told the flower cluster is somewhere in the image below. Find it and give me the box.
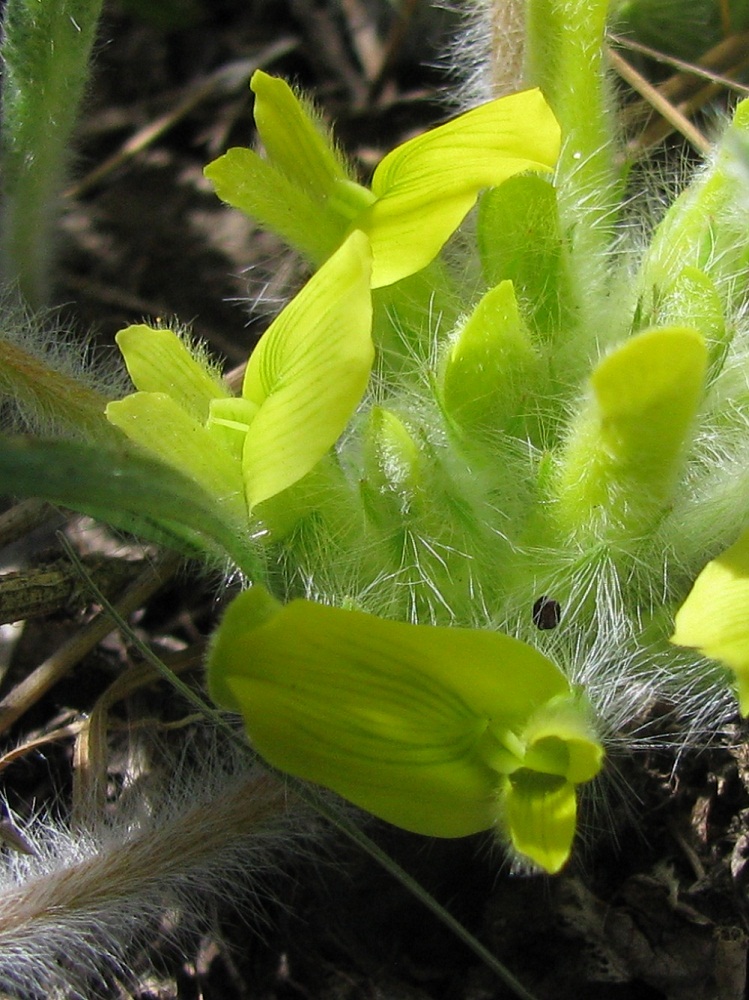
[50,7,749,874]
[106,72,607,872]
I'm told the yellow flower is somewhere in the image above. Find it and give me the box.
[208,587,603,873]
[106,231,373,513]
[205,71,560,288]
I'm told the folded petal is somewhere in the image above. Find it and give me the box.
[207,396,259,462]
[555,327,707,538]
[242,230,374,508]
[362,89,561,287]
[504,771,577,873]
[672,527,749,715]
[522,694,603,784]
[440,279,539,436]
[115,325,230,423]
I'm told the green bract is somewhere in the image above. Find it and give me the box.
[554,327,708,542]
[208,586,603,874]
[672,528,749,715]
[440,279,539,437]
[106,230,373,513]
[204,70,561,287]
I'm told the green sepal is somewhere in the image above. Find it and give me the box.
[115,325,230,423]
[242,230,373,509]
[208,587,603,870]
[554,327,707,540]
[477,175,571,338]
[106,392,246,522]
[361,407,422,524]
[650,267,729,383]
[440,280,539,436]
[672,527,749,715]
[0,435,263,576]
[360,88,560,288]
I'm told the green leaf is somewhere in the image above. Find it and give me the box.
[0,335,113,441]
[613,0,749,62]
[0,0,106,305]
[525,0,618,277]
[671,527,749,715]
[0,435,263,575]
[242,230,373,508]
[360,88,561,287]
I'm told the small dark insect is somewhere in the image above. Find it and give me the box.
[532,595,561,630]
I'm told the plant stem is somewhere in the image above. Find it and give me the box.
[524,0,621,281]
[0,0,105,307]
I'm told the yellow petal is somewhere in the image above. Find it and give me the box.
[250,70,350,201]
[672,527,749,714]
[106,392,246,521]
[115,325,229,422]
[242,231,373,508]
[556,327,707,538]
[362,89,561,287]
[504,772,577,874]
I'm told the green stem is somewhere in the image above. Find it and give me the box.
[524,0,621,281]
[0,0,105,306]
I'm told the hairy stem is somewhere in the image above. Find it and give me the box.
[0,0,105,306]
